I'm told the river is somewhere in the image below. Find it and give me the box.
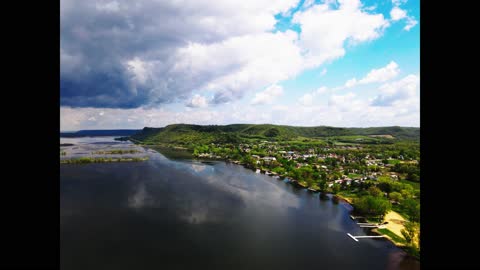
[60,137,419,270]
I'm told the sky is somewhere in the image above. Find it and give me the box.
[60,0,419,131]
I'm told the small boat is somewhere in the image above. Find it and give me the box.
[255,169,260,173]
[308,188,318,192]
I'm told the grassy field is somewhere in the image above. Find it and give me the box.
[399,179,420,190]
[377,228,406,244]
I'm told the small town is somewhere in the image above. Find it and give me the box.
[192,138,420,257]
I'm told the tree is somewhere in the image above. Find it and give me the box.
[332,183,341,194]
[353,195,391,218]
[401,221,419,247]
[377,180,393,194]
[368,186,383,197]
[401,198,420,222]
[389,192,403,202]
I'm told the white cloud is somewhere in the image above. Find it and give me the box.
[298,86,329,106]
[404,17,418,31]
[303,0,316,9]
[389,0,418,31]
[126,57,150,85]
[60,0,418,129]
[61,81,419,130]
[371,74,419,106]
[251,84,284,105]
[299,93,315,106]
[62,0,393,108]
[359,61,399,84]
[344,61,399,88]
[176,30,303,104]
[390,7,406,21]
[329,92,357,107]
[392,0,407,6]
[293,0,389,69]
[344,78,358,88]
[320,68,327,76]
[186,94,209,108]
[316,86,329,94]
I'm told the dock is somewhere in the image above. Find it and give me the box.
[347,233,385,242]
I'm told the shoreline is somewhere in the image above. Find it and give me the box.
[140,143,419,260]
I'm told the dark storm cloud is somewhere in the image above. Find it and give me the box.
[60,0,256,108]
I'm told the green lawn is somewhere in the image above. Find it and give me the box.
[387,159,401,165]
[377,228,406,244]
[399,179,420,190]
[347,173,362,179]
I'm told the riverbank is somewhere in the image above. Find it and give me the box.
[335,193,419,259]
[142,144,419,259]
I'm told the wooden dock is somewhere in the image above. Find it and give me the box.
[347,233,385,242]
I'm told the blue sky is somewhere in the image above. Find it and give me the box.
[60,0,419,130]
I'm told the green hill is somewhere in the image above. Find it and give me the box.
[130,124,419,146]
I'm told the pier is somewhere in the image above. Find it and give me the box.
[347,233,385,242]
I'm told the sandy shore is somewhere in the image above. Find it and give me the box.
[384,211,406,237]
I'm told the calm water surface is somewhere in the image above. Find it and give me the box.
[60,137,419,270]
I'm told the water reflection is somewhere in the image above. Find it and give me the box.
[60,137,419,270]
[128,183,153,209]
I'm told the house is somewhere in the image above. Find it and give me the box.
[262,156,276,162]
[251,155,260,159]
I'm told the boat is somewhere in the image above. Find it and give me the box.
[255,169,260,173]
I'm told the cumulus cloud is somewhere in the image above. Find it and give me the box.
[404,17,418,31]
[302,0,316,9]
[371,74,419,106]
[344,61,399,88]
[344,78,358,88]
[251,84,284,105]
[186,94,209,108]
[293,0,389,68]
[61,0,300,108]
[298,86,329,106]
[61,0,391,108]
[61,81,419,130]
[390,7,407,21]
[390,0,417,31]
[298,93,315,106]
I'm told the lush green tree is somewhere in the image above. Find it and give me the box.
[332,183,341,194]
[401,221,419,247]
[402,198,420,222]
[377,180,393,194]
[389,192,403,202]
[353,195,391,218]
[368,186,383,197]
